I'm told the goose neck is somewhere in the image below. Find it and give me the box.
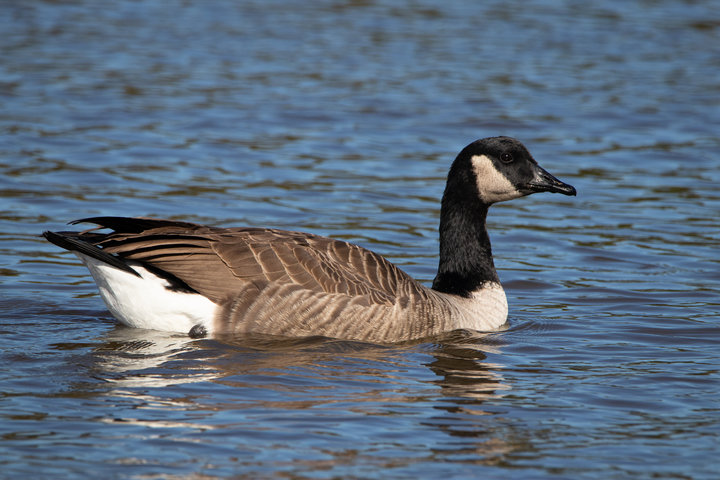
[432,195,499,296]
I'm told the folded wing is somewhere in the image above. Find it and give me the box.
[73,217,418,307]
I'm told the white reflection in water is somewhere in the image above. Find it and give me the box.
[87,327,511,430]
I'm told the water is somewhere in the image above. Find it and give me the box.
[1,0,719,478]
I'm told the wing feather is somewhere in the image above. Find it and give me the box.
[73,217,419,307]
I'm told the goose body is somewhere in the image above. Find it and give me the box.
[44,137,575,343]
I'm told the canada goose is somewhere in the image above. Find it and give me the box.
[43,136,576,343]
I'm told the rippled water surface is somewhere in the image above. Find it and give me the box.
[2,1,719,478]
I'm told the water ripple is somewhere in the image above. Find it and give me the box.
[1,0,718,478]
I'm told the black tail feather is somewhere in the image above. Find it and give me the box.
[42,230,141,277]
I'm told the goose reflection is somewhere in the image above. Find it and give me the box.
[87,327,510,413]
[84,326,513,462]
[420,332,519,463]
[89,326,218,389]
[426,331,510,407]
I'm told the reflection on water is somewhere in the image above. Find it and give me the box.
[47,327,516,473]
[85,327,508,412]
[87,328,219,389]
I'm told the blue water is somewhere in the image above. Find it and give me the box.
[1,1,719,478]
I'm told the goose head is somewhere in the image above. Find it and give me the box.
[449,136,576,205]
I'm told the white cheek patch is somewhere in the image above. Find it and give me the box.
[471,154,522,203]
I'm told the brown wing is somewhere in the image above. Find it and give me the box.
[79,217,416,306]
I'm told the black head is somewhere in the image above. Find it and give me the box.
[451,136,576,204]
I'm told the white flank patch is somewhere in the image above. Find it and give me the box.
[471,154,522,203]
[76,253,217,334]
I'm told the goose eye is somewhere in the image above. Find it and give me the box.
[500,152,513,163]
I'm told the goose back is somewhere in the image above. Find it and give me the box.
[83,217,414,303]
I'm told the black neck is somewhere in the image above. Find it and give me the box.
[431,188,498,297]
